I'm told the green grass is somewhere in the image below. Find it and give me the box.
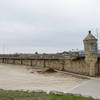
[0,89,95,100]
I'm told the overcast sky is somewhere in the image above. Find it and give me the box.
[0,0,100,53]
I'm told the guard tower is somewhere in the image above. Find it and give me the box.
[83,31,98,76]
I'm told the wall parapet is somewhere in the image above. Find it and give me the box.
[0,51,83,60]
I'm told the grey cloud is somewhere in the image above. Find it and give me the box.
[0,0,100,53]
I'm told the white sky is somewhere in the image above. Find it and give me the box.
[0,0,100,53]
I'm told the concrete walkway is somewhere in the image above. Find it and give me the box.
[68,79,100,99]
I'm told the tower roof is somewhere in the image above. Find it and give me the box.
[84,31,97,41]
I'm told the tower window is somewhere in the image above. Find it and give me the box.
[90,43,95,51]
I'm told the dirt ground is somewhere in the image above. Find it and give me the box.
[0,64,88,93]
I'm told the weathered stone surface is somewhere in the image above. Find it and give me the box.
[84,31,98,76]
[22,60,31,66]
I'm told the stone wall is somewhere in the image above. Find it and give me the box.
[64,58,89,75]
[7,59,14,64]
[0,58,3,63]
[0,57,91,76]
[96,58,100,75]
[45,59,63,70]
[22,59,31,66]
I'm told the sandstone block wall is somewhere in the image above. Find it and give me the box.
[0,59,3,63]
[64,58,89,75]
[15,59,22,65]
[0,57,93,76]
[96,58,100,75]
[7,59,14,64]
[22,59,31,66]
[32,60,44,68]
[3,59,8,63]
[45,59,63,70]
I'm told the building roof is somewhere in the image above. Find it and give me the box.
[84,31,97,41]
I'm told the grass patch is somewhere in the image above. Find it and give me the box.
[0,89,95,100]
